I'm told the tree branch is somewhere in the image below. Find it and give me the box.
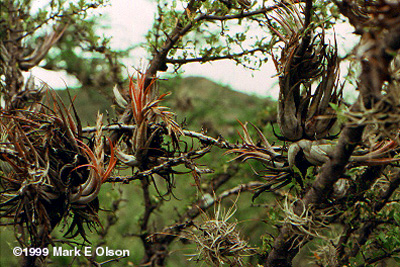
[105,146,212,183]
[266,8,400,267]
[84,125,238,150]
[356,248,400,267]
[201,2,305,21]
[166,48,265,65]
[343,171,400,263]
[141,162,242,245]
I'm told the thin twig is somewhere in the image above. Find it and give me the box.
[83,125,237,149]
[166,48,265,65]
[105,146,212,183]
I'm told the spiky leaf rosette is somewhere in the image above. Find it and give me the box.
[269,1,342,141]
[183,199,253,266]
[113,71,185,194]
[0,90,115,247]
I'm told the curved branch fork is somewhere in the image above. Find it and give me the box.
[266,5,400,266]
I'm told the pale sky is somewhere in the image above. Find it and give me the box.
[98,0,282,97]
[26,0,359,100]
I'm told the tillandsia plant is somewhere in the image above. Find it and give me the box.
[227,120,400,199]
[3,0,400,266]
[0,86,115,266]
[112,72,187,190]
[226,1,400,191]
[105,71,218,266]
[268,0,342,141]
[224,1,400,266]
[113,72,183,164]
[110,70,216,186]
[183,196,254,267]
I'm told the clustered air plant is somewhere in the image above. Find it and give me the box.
[339,2,400,145]
[227,2,400,196]
[223,2,348,195]
[225,1,400,265]
[183,197,253,267]
[1,66,214,265]
[268,1,342,142]
[280,196,338,241]
[110,71,210,192]
[344,56,400,143]
[113,72,183,163]
[0,85,115,263]
[310,242,338,267]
